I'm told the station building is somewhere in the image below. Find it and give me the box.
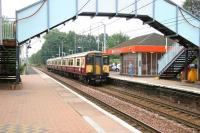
[106,33,175,76]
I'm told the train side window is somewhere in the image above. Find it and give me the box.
[87,56,93,64]
[69,59,74,66]
[71,59,74,66]
[77,59,80,66]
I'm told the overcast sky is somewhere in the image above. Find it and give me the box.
[1,0,185,57]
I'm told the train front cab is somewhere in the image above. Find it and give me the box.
[102,55,109,80]
[86,53,109,83]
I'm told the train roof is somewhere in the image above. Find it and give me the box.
[47,51,102,61]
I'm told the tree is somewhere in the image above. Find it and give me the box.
[29,29,72,65]
[107,32,129,48]
[183,0,200,18]
[29,30,100,65]
[29,30,130,65]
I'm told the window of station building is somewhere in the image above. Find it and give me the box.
[122,53,138,75]
[147,53,151,75]
[76,59,80,66]
[152,53,157,75]
[142,53,147,75]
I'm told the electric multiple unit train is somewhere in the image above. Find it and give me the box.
[46,51,109,83]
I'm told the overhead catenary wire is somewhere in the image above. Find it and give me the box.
[18,0,198,44]
[79,0,153,35]
[79,0,181,35]
[78,0,200,37]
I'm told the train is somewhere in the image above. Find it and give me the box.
[46,51,110,84]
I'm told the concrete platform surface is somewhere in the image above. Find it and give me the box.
[0,68,138,133]
[109,72,200,95]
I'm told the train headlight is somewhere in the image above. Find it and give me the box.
[86,65,93,73]
[103,66,109,73]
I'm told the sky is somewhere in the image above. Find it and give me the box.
[1,0,185,57]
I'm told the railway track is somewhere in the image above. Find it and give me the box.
[39,68,161,133]
[94,85,200,132]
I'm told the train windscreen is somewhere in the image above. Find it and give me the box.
[95,56,101,65]
[86,56,93,65]
[103,56,109,65]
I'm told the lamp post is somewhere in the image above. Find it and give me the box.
[61,40,64,57]
[96,37,100,51]
[102,22,106,52]
[25,40,31,74]
[99,22,107,52]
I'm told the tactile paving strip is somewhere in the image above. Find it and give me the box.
[0,124,48,133]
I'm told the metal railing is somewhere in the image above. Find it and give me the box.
[2,19,15,40]
[158,43,184,74]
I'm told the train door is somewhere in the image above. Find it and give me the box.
[94,53,102,75]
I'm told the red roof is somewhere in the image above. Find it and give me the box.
[105,33,174,55]
[106,45,169,55]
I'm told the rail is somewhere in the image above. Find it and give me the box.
[95,85,200,132]
[39,68,161,133]
[158,43,184,74]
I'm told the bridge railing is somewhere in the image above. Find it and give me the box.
[158,43,184,74]
[2,19,15,40]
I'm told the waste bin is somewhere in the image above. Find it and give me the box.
[187,64,197,82]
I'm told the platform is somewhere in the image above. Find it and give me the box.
[0,68,138,133]
[109,72,200,95]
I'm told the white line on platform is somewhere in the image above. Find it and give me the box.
[83,116,106,133]
[36,68,141,133]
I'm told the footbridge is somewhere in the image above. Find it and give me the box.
[14,0,200,82]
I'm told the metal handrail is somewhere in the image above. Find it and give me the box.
[158,43,184,74]
[2,19,15,40]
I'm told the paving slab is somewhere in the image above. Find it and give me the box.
[0,68,138,133]
[109,72,200,95]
